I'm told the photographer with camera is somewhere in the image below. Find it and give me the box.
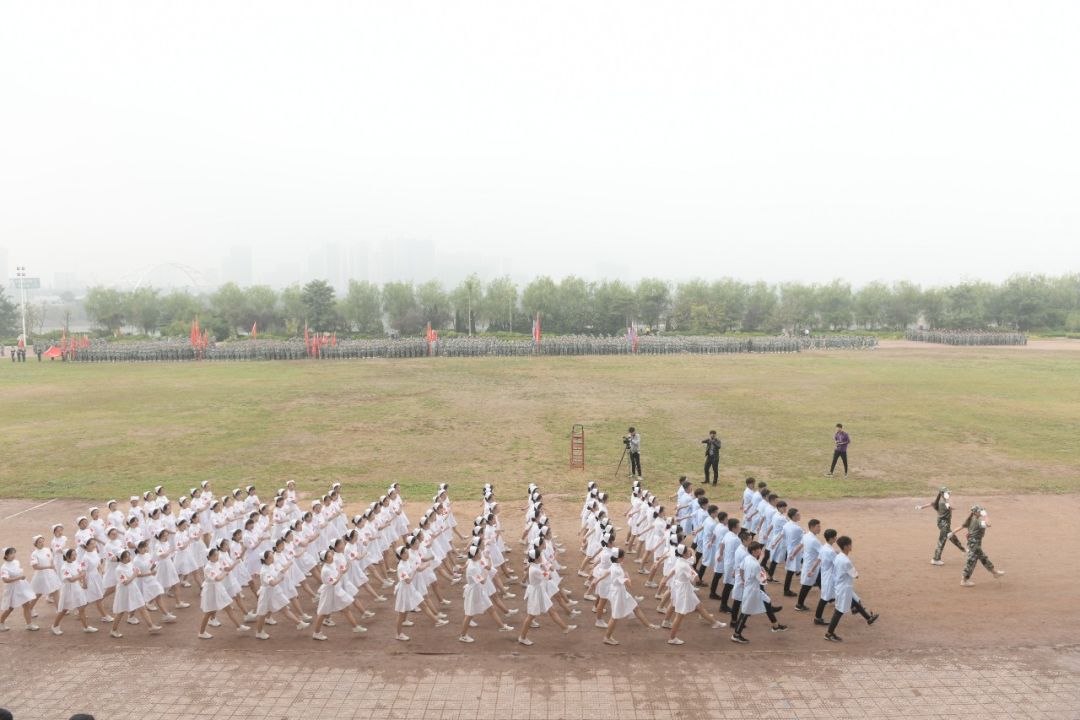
[625,427,642,479]
[702,430,721,485]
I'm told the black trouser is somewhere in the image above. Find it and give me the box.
[797,574,820,606]
[704,455,719,484]
[630,452,641,477]
[830,450,848,474]
[710,571,723,597]
[826,601,870,634]
[721,582,734,612]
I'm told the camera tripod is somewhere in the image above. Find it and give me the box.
[614,441,635,480]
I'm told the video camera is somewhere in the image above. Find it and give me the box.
[622,435,631,449]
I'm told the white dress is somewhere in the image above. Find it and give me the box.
[173,530,199,577]
[58,561,88,612]
[669,558,700,615]
[739,555,767,615]
[255,565,289,615]
[316,565,353,616]
[155,541,180,589]
[82,550,106,604]
[200,561,233,613]
[112,562,146,614]
[832,553,860,614]
[50,536,67,571]
[102,541,123,589]
[607,564,638,620]
[1,560,37,611]
[393,556,423,613]
[462,559,492,616]
[133,553,164,602]
[30,548,61,595]
[524,564,553,616]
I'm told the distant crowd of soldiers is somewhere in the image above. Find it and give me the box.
[48,333,878,363]
[905,329,1028,346]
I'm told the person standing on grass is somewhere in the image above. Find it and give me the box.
[627,427,642,479]
[702,431,721,485]
[826,423,850,477]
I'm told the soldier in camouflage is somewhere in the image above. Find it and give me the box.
[916,487,965,565]
[949,504,1006,586]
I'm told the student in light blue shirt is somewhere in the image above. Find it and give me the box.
[782,508,805,597]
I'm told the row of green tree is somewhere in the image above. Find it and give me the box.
[5,273,1078,340]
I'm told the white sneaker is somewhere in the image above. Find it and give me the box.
[0,623,7,632]
[162,614,177,624]
[930,559,944,566]
[324,618,336,627]
[530,621,540,628]
[353,625,367,633]
[26,623,39,631]
[960,579,975,587]
[506,608,519,615]
[312,632,327,641]
[51,626,63,636]
[296,621,310,630]
[603,637,619,646]
[127,616,140,625]
[498,624,515,632]
[109,630,123,638]
[395,633,410,641]
[563,624,577,634]
[517,637,533,646]
[182,581,192,588]
[265,617,277,625]
[667,637,685,645]
[208,618,221,627]
[435,619,449,627]
[244,613,258,622]
[440,599,451,606]
[402,619,414,627]
[198,632,213,640]
[594,620,608,629]
[84,626,99,633]
[459,635,474,643]
[237,624,251,632]
[469,620,479,627]
[100,615,115,622]
[256,631,270,640]
[361,611,375,619]
[711,620,727,629]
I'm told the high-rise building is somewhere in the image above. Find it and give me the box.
[221,245,253,286]
[347,241,369,285]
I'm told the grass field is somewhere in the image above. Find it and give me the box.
[2,344,1079,503]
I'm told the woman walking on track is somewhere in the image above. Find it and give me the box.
[595,549,658,645]
[917,487,966,565]
[517,548,575,646]
[1,547,39,631]
[662,543,725,645]
[950,505,1005,587]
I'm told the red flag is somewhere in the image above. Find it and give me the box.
[532,312,541,345]
[331,332,337,347]
[251,321,257,340]
[304,322,310,355]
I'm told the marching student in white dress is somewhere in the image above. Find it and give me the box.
[154,529,188,611]
[79,538,112,622]
[594,549,658,645]
[393,544,448,642]
[102,528,123,600]
[134,540,175,623]
[1,547,40,631]
[517,548,575,647]
[311,549,367,641]
[662,544,725,645]
[730,542,787,644]
[458,544,515,643]
[329,537,374,624]
[29,535,60,610]
[109,550,161,637]
[198,546,250,639]
[51,549,97,635]
[824,536,878,642]
[253,550,310,640]
[50,524,67,573]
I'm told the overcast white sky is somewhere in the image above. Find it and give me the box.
[1,1,1078,289]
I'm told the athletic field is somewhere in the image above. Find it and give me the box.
[1,340,1079,719]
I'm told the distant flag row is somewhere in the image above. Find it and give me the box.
[304,322,336,357]
[532,312,542,346]
[57,331,90,358]
[189,318,210,356]
[626,323,639,353]
[425,322,439,356]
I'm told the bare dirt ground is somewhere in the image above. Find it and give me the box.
[2,490,1080,718]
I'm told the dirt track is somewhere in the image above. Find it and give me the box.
[2,491,1077,658]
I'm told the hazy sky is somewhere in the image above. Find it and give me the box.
[2,1,1078,289]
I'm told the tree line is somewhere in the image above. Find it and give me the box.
[10,273,1079,340]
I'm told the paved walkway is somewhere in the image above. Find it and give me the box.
[2,643,1078,719]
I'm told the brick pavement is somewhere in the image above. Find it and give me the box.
[2,644,1078,719]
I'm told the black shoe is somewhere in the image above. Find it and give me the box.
[783,591,797,598]
[813,618,828,626]
[730,633,749,644]
[866,613,879,626]
[825,633,842,642]
[708,593,721,600]
[770,605,783,613]
[770,624,788,633]
[794,604,809,612]
[720,606,732,615]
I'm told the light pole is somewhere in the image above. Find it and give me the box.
[16,266,28,346]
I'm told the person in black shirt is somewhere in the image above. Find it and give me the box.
[702,431,721,485]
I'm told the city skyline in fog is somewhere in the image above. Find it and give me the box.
[3,2,1079,293]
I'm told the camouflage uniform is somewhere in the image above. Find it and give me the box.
[933,498,965,561]
[961,512,996,579]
